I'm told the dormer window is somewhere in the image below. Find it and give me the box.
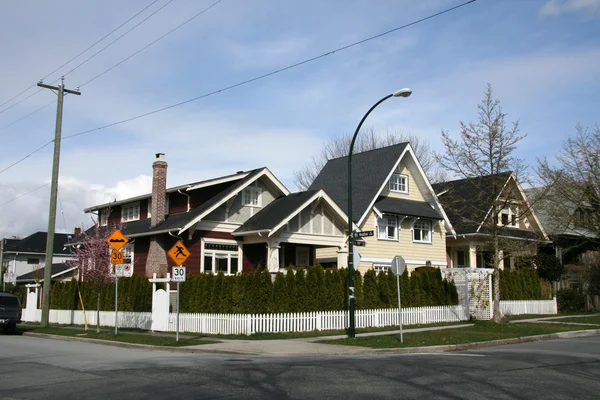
[242,187,261,207]
[389,173,408,193]
[499,206,517,227]
[121,202,140,222]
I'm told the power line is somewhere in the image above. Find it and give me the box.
[62,0,175,78]
[80,0,225,88]
[0,0,161,113]
[0,141,53,175]
[0,0,476,177]
[0,100,56,132]
[64,0,476,140]
[0,0,224,133]
[0,182,50,207]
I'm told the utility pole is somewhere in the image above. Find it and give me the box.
[1,238,5,292]
[38,77,80,327]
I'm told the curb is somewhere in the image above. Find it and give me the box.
[21,328,600,357]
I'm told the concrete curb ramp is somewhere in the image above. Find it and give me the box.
[22,328,600,357]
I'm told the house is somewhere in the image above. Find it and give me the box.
[309,142,454,274]
[76,153,349,277]
[432,172,548,270]
[525,185,599,266]
[15,263,77,284]
[1,231,75,284]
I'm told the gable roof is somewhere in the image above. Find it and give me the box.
[308,142,454,234]
[75,167,290,241]
[233,189,350,236]
[309,143,409,223]
[15,263,76,283]
[2,232,73,255]
[432,172,546,240]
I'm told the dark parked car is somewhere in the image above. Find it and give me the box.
[0,292,22,333]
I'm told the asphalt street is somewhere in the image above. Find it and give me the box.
[1,333,599,399]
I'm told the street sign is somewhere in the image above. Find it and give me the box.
[390,255,406,276]
[111,250,124,265]
[106,229,128,251]
[351,230,374,238]
[353,240,366,247]
[172,266,186,282]
[167,240,190,266]
[115,264,127,277]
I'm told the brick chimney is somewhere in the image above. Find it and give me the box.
[151,153,167,227]
[147,153,169,277]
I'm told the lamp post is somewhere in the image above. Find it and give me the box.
[347,88,412,338]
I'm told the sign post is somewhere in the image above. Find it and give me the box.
[106,229,129,336]
[390,255,406,343]
[168,240,190,342]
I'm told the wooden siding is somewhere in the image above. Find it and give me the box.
[140,199,149,220]
[355,210,447,273]
[169,191,189,214]
[132,238,149,276]
[379,161,427,202]
[284,203,344,237]
[107,205,122,226]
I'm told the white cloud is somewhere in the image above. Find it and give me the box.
[541,0,600,16]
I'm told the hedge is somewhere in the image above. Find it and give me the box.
[45,266,458,314]
[499,268,545,300]
[179,265,457,314]
[49,275,152,312]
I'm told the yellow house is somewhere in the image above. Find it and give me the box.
[309,143,454,274]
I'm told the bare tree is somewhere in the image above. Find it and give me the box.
[294,128,445,190]
[535,124,600,240]
[435,83,528,322]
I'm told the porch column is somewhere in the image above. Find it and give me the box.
[468,244,477,268]
[337,246,348,268]
[266,241,280,273]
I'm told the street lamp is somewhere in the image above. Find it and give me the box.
[347,88,412,338]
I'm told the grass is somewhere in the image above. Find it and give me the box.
[506,312,599,321]
[16,325,217,347]
[549,315,600,325]
[195,321,470,340]
[318,320,596,349]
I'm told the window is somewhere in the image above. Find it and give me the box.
[121,203,140,222]
[203,242,240,275]
[377,215,398,240]
[123,244,134,265]
[413,219,432,243]
[456,251,466,268]
[389,173,408,193]
[27,258,40,265]
[296,247,310,266]
[100,210,108,226]
[499,207,517,227]
[242,187,261,207]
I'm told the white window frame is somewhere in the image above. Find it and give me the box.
[377,215,398,241]
[121,202,140,222]
[413,219,432,243]
[100,210,108,226]
[499,206,517,227]
[242,187,262,207]
[201,239,241,275]
[389,173,408,193]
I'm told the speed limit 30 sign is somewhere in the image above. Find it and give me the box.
[172,266,186,282]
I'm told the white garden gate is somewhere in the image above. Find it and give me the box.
[442,268,494,320]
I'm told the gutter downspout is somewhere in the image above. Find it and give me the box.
[178,189,191,212]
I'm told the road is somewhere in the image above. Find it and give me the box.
[1,333,599,399]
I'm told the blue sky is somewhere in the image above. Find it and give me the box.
[0,0,599,237]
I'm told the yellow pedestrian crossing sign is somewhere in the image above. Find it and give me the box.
[167,240,190,266]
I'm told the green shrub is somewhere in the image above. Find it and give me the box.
[556,288,586,312]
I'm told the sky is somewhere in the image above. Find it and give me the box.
[0,0,599,238]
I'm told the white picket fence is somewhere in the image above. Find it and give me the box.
[500,298,557,316]
[23,309,153,330]
[21,299,557,335]
[165,305,469,335]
